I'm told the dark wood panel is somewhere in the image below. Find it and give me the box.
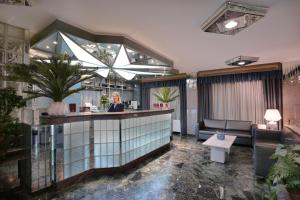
[197,62,282,77]
[140,73,187,83]
[40,109,174,125]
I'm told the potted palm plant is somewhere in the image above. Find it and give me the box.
[4,54,95,115]
[153,87,179,109]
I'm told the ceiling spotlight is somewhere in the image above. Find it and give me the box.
[225,56,259,66]
[201,1,268,35]
[237,61,246,66]
[53,41,58,45]
[46,45,50,49]
[224,20,238,29]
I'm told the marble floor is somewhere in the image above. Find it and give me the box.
[14,135,269,200]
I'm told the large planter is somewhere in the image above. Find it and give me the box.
[47,102,68,115]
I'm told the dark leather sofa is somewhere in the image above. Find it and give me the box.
[254,127,300,178]
[253,129,282,178]
[196,119,255,146]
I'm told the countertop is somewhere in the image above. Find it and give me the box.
[40,109,174,125]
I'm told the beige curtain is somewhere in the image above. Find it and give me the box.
[211,80,265,124]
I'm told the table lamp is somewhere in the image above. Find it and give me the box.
[264,109,281,130]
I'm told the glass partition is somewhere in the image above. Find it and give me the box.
[27,113,172,191]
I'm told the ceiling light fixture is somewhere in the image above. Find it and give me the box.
[46,45,50,49]
[237,61,246,66]
[53,41,58,45]
[224,20,238,29]
[225,56,259,66]
[201,1,268,35]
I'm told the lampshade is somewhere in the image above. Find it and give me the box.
[264,109,282,122]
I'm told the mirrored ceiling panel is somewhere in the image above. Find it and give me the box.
[97,43,120,66]
[30,20,174,80]
[125,46,167,66]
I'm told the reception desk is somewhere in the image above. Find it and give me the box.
[28,109,173,192]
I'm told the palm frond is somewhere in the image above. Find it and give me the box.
[3,54,93,102]
[153,87,179,103]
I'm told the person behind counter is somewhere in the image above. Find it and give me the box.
[107,92,124,112]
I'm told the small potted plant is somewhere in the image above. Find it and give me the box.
[153,87,179,110]
[100,94,109,110]
[267,144,300,200]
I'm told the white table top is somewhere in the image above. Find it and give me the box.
[203,134,237,149]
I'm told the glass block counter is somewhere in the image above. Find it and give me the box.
[33,109,173,190]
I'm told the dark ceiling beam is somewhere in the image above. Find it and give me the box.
[140,73,187,83]
[197,62,282,77]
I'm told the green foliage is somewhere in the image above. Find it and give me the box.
[153,87,179,103]
[0,88,26,123]
[4,54,95,102]
[267,144,300,199]
[100,95,109,106]
[0,88,26,157]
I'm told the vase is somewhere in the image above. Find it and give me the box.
[163,103,170,110]
[217,132,225,140]
[47,102,69,115]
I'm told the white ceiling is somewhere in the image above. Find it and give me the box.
[1,0,300,73]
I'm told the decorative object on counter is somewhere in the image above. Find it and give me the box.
[3,54,95,115]
[267,144,300,200]
[69,103,76,112]
[153,87,179,110]
[217,131,225,140]
[100,94,109,110]
[90,105,99,112]
[0,88,26,160]
[264,109,282,130]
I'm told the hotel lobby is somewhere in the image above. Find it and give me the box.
[0,0,300,200]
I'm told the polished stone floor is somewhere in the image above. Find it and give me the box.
[15,135,269,200]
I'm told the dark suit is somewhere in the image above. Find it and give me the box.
[107,103,124,112]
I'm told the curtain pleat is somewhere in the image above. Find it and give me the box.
[263,78,283,128]
[211,80,265,124]
[197,83,212,122]
[141,87,150,110]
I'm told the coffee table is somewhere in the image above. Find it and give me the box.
[203,134,237,163]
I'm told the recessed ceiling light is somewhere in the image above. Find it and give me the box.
[225,56,259,66]
[53,41,58,45]
[46,45,50,49]
[237,61,246,65]
[224,21,238,29]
